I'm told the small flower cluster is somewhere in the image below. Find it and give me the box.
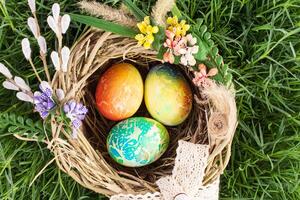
[192,64,218,87]
[134,15,218,86]
[135,16,159,49]
[166,16,190,37]
[163,16,198,67]
[0,1,87,139]
[33,81,56,119]
[33,81,88,139]
[64,100,88,139]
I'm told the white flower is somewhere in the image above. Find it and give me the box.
[27,17,38,38]
[61,46,70,72]
[0,63,13,79]
[180,47,198,66]
[3,81,19,91]
[52,3,60,23]
[56,89,65,101]
[28,0,36,13]
[50,51,60,71]
[61,14,71,34]
[47,16,59,36]
[38,36,47,54]
[21,38,31,60]
[179,34,199,67]
[186,34,197,45]
[14,76,31,92]
[16,92,34,103]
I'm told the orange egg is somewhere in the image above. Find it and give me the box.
[95,63,143,121]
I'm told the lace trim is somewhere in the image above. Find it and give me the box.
[111,192,161,200]
[110,141,219,200]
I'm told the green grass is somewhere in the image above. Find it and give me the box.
[0,0,299,199]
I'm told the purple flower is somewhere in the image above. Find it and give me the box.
[33,81,56,119]
[63,100,88,139]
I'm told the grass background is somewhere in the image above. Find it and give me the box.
[0,0,299,199]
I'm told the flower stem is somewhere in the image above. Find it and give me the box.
[40,54,51,82]
[57,34,66,91]
[29,58,42,82]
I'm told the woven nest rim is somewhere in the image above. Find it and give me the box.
[48,29,237,197]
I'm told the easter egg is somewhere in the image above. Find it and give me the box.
[95,63,143,121]
[107,117,169,167]
[145,64,192,126]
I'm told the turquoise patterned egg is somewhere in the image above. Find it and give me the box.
[107,117,169,167]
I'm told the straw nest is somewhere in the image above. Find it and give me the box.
[48,29,237,197]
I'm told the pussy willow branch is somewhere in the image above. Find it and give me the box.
[33,12,51,82]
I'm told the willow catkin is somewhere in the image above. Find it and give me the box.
[78,1,137,27]
[151,0,176,26]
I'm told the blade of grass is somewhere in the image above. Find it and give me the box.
[70,13,138,38]
[123,0,147,21]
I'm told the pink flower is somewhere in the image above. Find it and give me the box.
[193,64,218,87]
[163,50,175,64]
[163,30,187,63]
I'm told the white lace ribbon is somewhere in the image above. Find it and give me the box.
[111,140,219,200]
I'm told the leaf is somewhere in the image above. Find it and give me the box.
[17,116,24,124]
[216,55,223,67]
[174,55,180,64]
[123,0,147,21]
[223,64,229,73]
[152,27,165,51]
[35,121,43,130]
[0,113,47,141]
[195,18,204,29]
[26,119,34,127]
[204,32,211,41]
[212,73,223,83]
[70,14,138,38]
[171,5,182,18]
[193,34,210,61]
[9,113,16,123]
[190,24,233,86]
[8,126,18,132]
[157,46,166,60]
[211,47,218,57]
[200,25,207,36]
[207,39,214,47]
[224,73,233,84]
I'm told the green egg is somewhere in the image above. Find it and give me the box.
[107,117,169,167]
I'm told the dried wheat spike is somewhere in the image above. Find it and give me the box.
[151,0,176,27]
[78,1,137,27]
